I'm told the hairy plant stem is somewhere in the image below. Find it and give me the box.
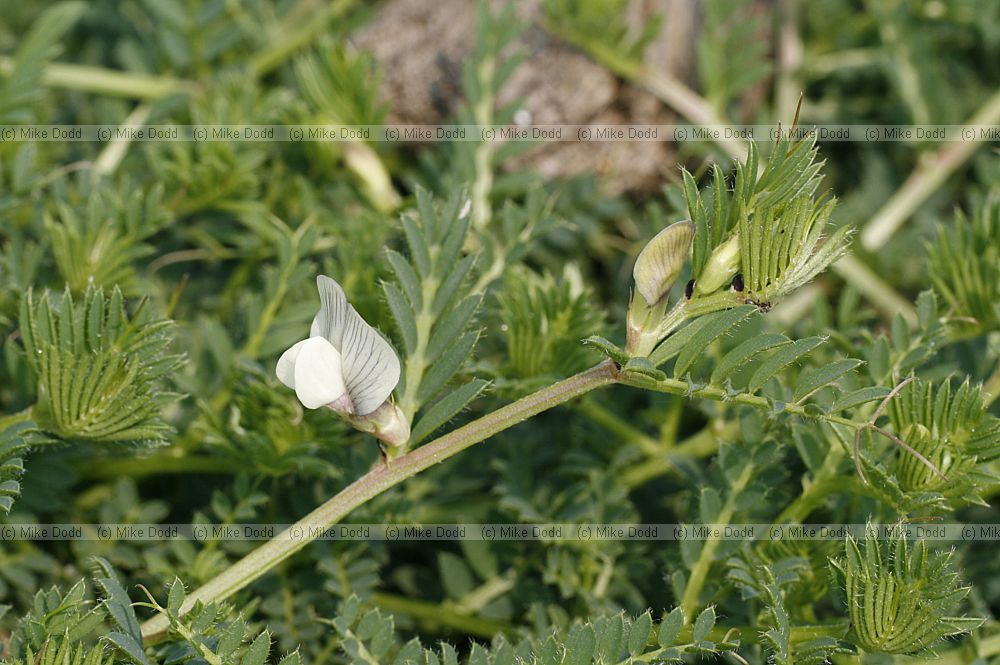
[0,57,195,99]
[398,270,441,425]
[616,374,861,429]
[680,462,755,620]
[139,360,619,642]
[0,407,33,430]
[620,420,735,490]
[859,86,1000,251]
[370,591,513,639]
[138,338,876,642]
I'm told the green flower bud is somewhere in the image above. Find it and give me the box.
[694,234,741,296]
[626,221,694,356]
[633,220,695,307]
[349,400,410,449]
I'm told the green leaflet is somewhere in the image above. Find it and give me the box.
[426,295,481,362]
[830,386,893,413]
[410,379,490,445]
[0,2,86,124]
[673,305,756,378]
[884,378,1000,503]
[383,282,417,354]
[747,336,826,394]
[432,255,478,318]
[628,611,653,656]
[927,194,1000,330]
[166,578,186,619]
[622,356,667,381]
[728,553,850,665]
[683,168,711,276]
[307,595,735,665]
[0,422,42,515]
[387,189,485,424]
[385,249,422,310]
[832,527,984,654]
[581,336,630,366]
[657,608,684,646]
[711,333,790,384]
[500,267,605,381]
[692,606,716,643]
[8,639,112,665]
[648,318,711,367]
[793,358,863,402]
[417,330,481,404]
[649,306,754,369]
[241,631,272,665]
[92,558,147,664]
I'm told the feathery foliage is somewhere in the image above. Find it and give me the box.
[385,189,487,445]
[0,3,85,126]
[1,1,999,664]
[19,285,182,444]
[728,551,850,665]
[0,422,43,515]
[498,266,604,386]
[928,190,1000,331]
[830,526,984,655]
[887,378,1000,504]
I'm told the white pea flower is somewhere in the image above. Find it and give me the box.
[277,275,409,446]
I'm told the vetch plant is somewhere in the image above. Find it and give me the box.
[136,133,916,648]
[2,2,999,656]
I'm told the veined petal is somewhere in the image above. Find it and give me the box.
[634,220,695,306]
[313,275,401,415]
[292,336,351,410]
[276,338,310,389]
[311,275,353,347]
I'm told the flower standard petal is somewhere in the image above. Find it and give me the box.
[633,220,695,306]
[339,310,401,415]
[311,275,353,346]
[276,338,311,389]
[312,275,401,415]
[291,336,352,410]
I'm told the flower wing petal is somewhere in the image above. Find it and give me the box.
[276,338,310,389]
[292,336,350,410]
